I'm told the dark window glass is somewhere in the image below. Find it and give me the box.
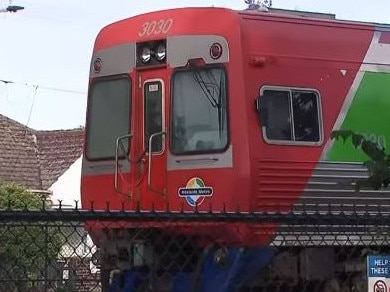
[87,77,131,160]
[171,67,228,154]
[144,81,163,152]
[292,91,320,142]
[262,90,292,141]
[262,89,321,143]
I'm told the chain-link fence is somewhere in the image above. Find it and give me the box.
[0,203,389,291]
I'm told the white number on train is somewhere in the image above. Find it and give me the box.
[139,19,173,37]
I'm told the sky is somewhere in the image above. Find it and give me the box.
[0,0,389,130]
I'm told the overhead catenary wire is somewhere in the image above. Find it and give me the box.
[9,83,38,185]
[25,84,37,127]
[1,77,86,174]
[0,79,87,95]
[5,80,82,187]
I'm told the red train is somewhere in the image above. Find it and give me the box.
[81,4,390,291]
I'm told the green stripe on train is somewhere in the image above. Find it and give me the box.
[328,72,390,162]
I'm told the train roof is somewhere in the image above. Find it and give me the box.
[135,6,389,28]
[239,6,390,28]
[94,6,390,51]
[104,6,390,29]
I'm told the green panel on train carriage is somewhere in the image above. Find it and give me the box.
[328,72,390,162]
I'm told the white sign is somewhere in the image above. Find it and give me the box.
[367,255,390,292]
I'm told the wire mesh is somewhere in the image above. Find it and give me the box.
[0,203,388,291]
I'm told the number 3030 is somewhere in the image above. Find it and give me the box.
[138,19,173,37]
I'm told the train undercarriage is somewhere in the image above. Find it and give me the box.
[91,228,382,292]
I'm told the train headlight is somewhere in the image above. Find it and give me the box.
[140,46,152,63]
[136,40,167,67]
[155,43,166,61]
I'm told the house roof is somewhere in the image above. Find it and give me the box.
[0,114,84,190]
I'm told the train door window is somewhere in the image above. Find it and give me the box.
[171,67,228,154]
[86,76,131,160]
[258,87,322,145]
[144,81,163,153]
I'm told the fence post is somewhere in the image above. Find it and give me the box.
[44,224,48,291]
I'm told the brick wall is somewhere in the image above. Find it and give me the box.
[65,257,101,292]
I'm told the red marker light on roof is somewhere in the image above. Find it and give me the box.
[93,58,102,73]
[210,43,223,60]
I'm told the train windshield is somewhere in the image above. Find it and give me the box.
[171,67,228,154]
[86,76,131,160]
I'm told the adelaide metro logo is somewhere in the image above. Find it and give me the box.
[178,177,213,207]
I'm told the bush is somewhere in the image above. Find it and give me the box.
[0,182,66,290]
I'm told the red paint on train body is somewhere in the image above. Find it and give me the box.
[81,7,375,246]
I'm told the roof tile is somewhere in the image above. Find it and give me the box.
[0,114,84,190]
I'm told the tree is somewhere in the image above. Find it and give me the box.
[0,182,65,291]
[331,130,390,191]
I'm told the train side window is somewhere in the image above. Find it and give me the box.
[256,87,322,145]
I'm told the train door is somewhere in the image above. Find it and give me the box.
[136,69,167,205]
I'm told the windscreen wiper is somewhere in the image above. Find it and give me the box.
[217,71,225,138]
[193,70,219,108]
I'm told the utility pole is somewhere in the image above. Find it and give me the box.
[0,1,24,13]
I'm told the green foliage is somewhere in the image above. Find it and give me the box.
[331,130,390,191]
[0,182,66,289]
[0,182,45,209]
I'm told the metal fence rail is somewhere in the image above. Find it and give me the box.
[0,204,389,291]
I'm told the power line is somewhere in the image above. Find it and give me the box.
[0,0,24,13]
[26,85,37,127]
[0,79,87,95]
[10,84,37,175]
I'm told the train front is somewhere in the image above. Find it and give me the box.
[80,7,265,290]
[80,6,248,219]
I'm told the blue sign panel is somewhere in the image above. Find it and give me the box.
[368,255,390,278]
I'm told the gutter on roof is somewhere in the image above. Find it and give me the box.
[28,189,53,196]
